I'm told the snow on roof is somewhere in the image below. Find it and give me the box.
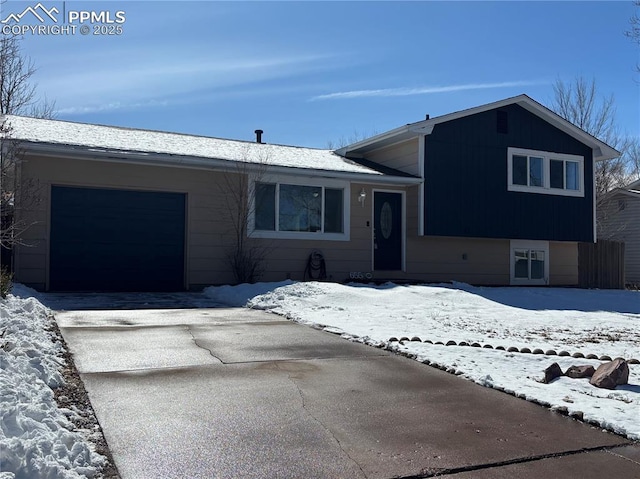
[2,115,386,177]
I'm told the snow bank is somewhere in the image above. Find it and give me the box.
[1,291,105,479]
[207,280,640,440]
[203,280,294,307]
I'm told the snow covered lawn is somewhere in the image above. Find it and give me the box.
[205,281,640,440]
[0,286,106,479]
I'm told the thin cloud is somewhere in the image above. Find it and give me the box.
[56,99,170,116]
[42,50,341,116]
[310,81,546,101]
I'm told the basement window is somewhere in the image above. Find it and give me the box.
[510,240,549,285]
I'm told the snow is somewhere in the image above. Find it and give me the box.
[0,287,106,479]
[205,281,640,440]
[3,115,385,176]
[3,279,637,478]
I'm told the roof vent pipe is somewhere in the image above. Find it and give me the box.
[255,129,264,144]
[425,114,430,120]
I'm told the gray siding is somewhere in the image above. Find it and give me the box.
[599,192,640,283]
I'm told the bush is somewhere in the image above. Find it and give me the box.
[1,267,12,299]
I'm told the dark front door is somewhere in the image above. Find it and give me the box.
[374,191,402,271]
[50,186,186,292]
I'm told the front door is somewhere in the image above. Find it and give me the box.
[373,191,402,271]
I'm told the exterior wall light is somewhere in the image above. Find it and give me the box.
[358,188,367,207]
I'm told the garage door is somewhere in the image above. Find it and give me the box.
[50,186,186,292]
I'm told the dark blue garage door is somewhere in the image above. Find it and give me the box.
[50,186,186,292]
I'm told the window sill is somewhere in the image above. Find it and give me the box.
[507,184,584,197]
[510,277,549,286]
[249,230,350,241]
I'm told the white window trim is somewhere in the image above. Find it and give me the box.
[507,147,584,197]
[248,174,351,241]
[510,240,550,286]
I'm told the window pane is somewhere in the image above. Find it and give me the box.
[566,161,579,190]
[324,188,344,233]
[279,184,322,232]
[529,157,543,187]
[512,155,527,185]
[550,160,564,189]
[530,250,545,279]
[514,250,529,279]
[255,183,275,231]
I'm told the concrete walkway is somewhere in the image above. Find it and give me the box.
[51,296,639,479]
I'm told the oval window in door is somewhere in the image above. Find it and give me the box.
[380,202,393,239]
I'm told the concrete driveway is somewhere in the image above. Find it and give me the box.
[50,294,639,479]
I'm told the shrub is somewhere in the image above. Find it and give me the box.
[0,267,12,299]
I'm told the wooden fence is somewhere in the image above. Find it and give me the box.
[578,240,625,289]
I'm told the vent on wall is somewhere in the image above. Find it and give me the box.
[497,110,508,134]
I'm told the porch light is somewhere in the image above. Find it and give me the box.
[358,188,367,207]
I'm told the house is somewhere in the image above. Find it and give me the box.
[2,94,619,292]
[598,178,640,284]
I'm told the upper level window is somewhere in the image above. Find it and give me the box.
[250,177,350,241]
[507,147,584,197]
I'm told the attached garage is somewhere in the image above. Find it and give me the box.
[49,186,186,292]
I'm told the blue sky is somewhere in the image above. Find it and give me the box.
[4,1,639,148]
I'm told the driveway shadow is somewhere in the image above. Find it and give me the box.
[35,291,226,311]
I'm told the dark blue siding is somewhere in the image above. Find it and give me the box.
[50,186,186,291]
[423,104,594,241]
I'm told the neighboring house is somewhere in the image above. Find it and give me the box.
[598,179,640,284]
[2,94,619,292]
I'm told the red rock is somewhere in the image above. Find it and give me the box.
[589,359,629,390]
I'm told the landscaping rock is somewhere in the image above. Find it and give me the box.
[565,365,596,379]
[543,362,563,383]
[589,359,629,390]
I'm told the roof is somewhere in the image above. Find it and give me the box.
[626,178,640,191]
[1,115,419,184]
[601,178,640,202]
[337,94,620,162]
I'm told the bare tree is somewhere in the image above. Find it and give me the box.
[550,77,638,197]
[626,1,640,72]
[326,129,379,150]
[220,148,272,284]
[1,31,53,287]
[0,34,55,118]
[550,77,640,239]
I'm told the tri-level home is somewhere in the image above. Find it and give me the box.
[2,94,619,292]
